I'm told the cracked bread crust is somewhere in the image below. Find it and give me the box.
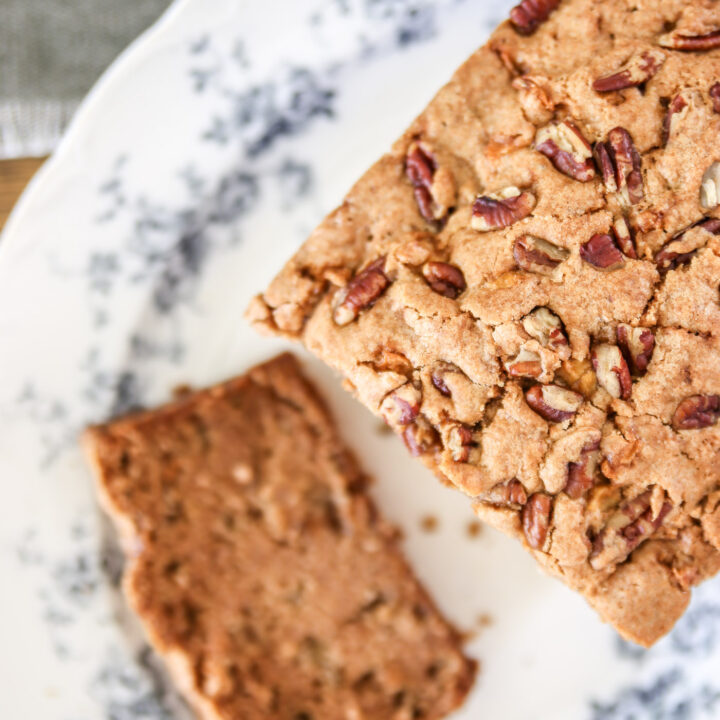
[248,0,720,646]
[83,353,475,719]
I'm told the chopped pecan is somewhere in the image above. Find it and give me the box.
[654,243,696,273]
[381,383,421,426]
[594,128,643,204]
[592,50,665,92]
[556,358,597,398]
[375,348,413,375]
[662,94,688,146]
[564,439,601,499]
[402,417,440,457]
[393,235,433,266]
[512,75,555,124]
[422,261,466,299]
[616,324,655,376]
[332,257,390,326]
[493,44,523,76]
[609,127,644,205]
[405,142,454,225]
[522,307,568,351]
[406,143,434,189]
[612,217,637,259]
[700,162,720,210]
[505,348,542,378]
[406,143,435,222]
[535,121,595,181]
[509,0,560,35]
[659,29,720,51]
[513,235,569,275]
[593,141,617,193]
[655,217,720,272]
[486,478,528,507]
[432,376,450,396]
[509,479,529,505]
[523,493,553,550]
[447,424,477,463]
[430,362,456,397]
[525,384,583,422]
[672,395,720,430]
[591,344,632,400]
[711,83,720,113]
[580,233,625,270]
[701,218,720,235]
[590,489,671,570]
[471,187,536,232]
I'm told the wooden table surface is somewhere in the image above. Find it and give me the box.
[0,157,47,231]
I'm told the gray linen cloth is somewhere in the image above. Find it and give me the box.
[0,0,171,158]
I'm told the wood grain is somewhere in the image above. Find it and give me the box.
[0,157,47,231]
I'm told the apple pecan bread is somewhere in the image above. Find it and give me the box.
[248,0,720,646]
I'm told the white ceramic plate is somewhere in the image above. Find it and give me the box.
[2,1,720,718]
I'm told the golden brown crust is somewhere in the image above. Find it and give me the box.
[249,1,720,646]
[84,353,475,719]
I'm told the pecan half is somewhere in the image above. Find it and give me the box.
[593,50,665,93]
[486,478,528,507]
[522,307,568,351]
[590,490,671,570]
[659,29,720,51]
[564,439,601,499]
[591,344,632,400]
[422,261,466,299]
[662,94,688,146]
[580,233,625,270]
[505,348,542,378]
[535,121,595,181]
[525,384,583,422]
[616,324,655,376]
[471,187,536,232]
[523,493,553,550]
[513,235,569,275]
[405,142,453,225]
[672,395,720,430]
[447,424,477,463]
[612,217,637,259]
[700,162,720,210]
[711,83,720,113]
[509,0,559,35]
[402,418,440,457]
[380,383,422,426]
[333,257,390,326]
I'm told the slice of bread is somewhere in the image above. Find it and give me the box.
[84,353,475,719]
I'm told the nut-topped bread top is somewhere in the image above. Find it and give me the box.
[249,0,720,646]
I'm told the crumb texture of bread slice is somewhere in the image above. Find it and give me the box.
[84,353,475,719]
[248,0,720,646]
